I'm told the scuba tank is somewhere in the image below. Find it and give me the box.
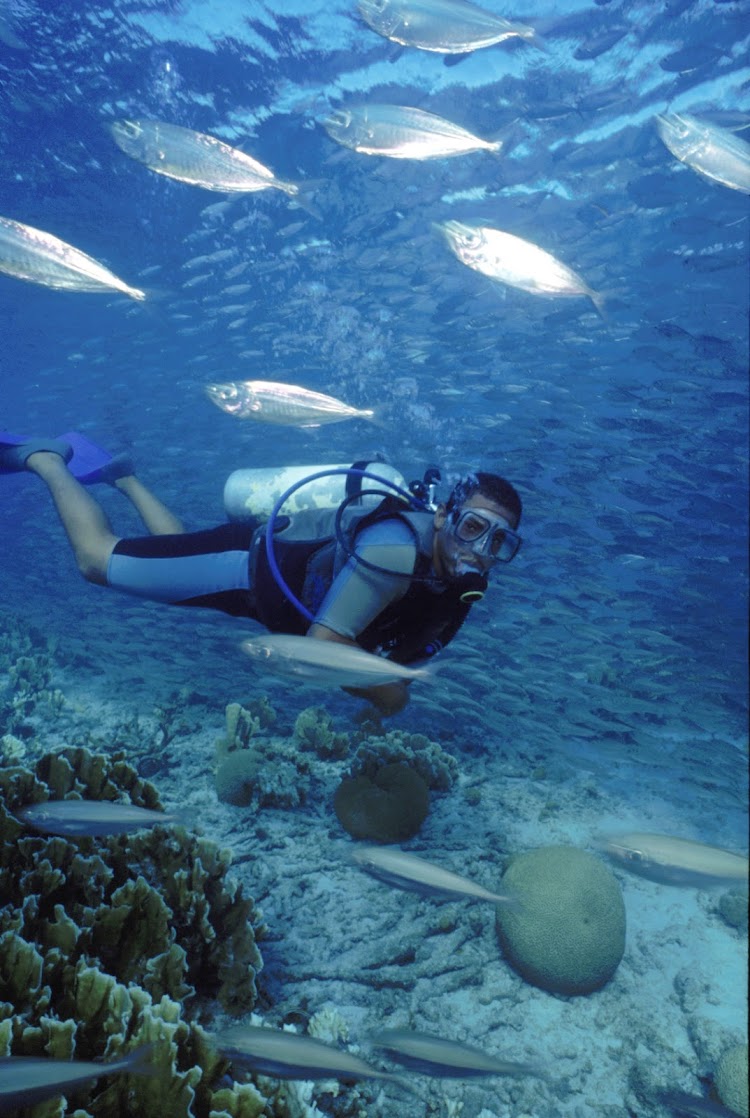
[224,460,407,523]
[223,461,486,643]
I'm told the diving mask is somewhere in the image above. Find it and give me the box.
[451,507,522,563]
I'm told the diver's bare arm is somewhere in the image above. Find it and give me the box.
[306,623,411,715]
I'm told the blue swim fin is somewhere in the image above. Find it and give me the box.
[0,429,115,484]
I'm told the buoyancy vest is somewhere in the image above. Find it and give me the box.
[252,499,483,662]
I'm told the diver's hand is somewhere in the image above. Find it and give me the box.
[305,624,411,716]
[343,681,411,717]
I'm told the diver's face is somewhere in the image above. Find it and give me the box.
[433,493,519,580]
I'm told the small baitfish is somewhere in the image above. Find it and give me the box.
[110,119,301,197]
[17,799,179,837]
[656,113,750,194]
[351,845,520,907]
[0,216,145,300]
[369,1028,543,1080]
[323,104,501,159]
[357,0,536,53]
[0,1046,153,1112]
[439,220,603,314]
[596,832,749,888]
[206,380,376,427]
[214,1024,408,1088]
[241,634,434,689]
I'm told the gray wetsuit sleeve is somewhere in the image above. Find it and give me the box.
[313,518,417,640]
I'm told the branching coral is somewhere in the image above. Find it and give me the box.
[0,747,282,1116]
[293,708,349,761]
[348,730,459,792]
[214,703,309,810]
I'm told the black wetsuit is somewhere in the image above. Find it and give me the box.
[107,509,477,664]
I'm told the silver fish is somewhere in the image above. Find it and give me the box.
[439,220,603,314]
[206,380,376,427]
[241,634,434,688]
[0,216,145,300]
[323,104,501,159]
[369,1029,542,1080]
[17,799,178,837]
[596,832,749,888]
[215,1024,407,1087]
[110,119,301,197]
[656,113,750,194]
[358,0,536,53]
[351,846,520,906]
[0,1046,153,1112]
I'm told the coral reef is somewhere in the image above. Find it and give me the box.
[0,611,66,742]
[495,845,626,995]
[294,707,349,760]
[219,702,263,755]
[216,750,259,807]
[214,701,309,810]
[716,888,749,936]
[348,729,459,792]
[0,747,280,1116]
[715,1043,749,1118]
[0,747,265,1015]
[334,761,430,842]
[1,732,26,764]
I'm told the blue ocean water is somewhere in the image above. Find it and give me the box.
[1,1,748,1115]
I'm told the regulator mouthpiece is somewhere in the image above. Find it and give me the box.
[455,571,487,603]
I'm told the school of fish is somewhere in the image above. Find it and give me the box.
[0,0,747,1113]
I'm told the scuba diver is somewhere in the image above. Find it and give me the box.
[1,431,522,717]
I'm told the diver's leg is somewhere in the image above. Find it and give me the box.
[26,451,119,586]
[112,475,184,535]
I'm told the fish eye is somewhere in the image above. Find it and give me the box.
[121,120,142,139]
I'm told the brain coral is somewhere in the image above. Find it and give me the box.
[334,761,430,842]
[715,1043,749,1118]
[495,845,626,995]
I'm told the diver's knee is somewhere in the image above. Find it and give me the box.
[77,556,109,586]
[75,539,116,586]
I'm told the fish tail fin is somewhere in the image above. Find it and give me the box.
[590,283,631,322]
[589,288,608,321]
[413,661,442,682]
[123,1042,157,1077]
[365,404,389,429]
[385,1071,422,1097]
[486,117,524,156]
[121,282,147,302]
[526,29,549,53]
[166,806,198,831]
[495,887,524,912]
[284,179,325,220]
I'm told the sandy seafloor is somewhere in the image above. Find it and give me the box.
[2,559,747,1118]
